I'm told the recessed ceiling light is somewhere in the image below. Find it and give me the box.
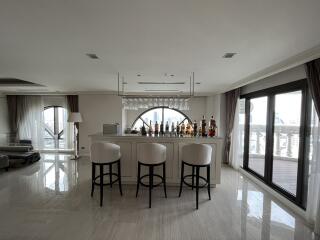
[86,53,99,59]
[223,53,237,58]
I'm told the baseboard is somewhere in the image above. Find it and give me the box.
[239,168,309,224]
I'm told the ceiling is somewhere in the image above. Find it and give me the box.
[0,0,320,95]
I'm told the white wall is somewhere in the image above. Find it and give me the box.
[0,94,9,144]
[79,94,226,155]
[43,96,67,108]
[125,97,207,130]
[125,95,226,137]
[241,65,306,95]
[79,94,122,154]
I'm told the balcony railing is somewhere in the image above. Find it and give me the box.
[239,124,301,161]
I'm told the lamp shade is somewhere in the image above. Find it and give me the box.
[68,112,83,123]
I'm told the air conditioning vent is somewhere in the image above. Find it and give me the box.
[223,53,237,58]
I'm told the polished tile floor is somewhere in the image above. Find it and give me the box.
[0,154,318,240]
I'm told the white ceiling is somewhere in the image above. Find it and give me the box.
[0,0,320,95]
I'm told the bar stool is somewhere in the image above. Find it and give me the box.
[90,142,123,207]
[179,143,212,209]
[136,143,167,208]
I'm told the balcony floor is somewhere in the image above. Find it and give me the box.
[248,158,298,196]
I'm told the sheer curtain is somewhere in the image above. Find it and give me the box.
[306,104,320,235]
[62,96,73,150]
[18,96,44,150]
[230,98,245,169]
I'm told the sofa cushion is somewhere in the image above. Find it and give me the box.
[0,146,33,152]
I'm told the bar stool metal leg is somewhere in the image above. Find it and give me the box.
[91,163,95,197]
[149,165,154,208]
[163,162,167,198]
[196,166,200,210]
[192,166,195,190]
[100,165,104,207]
[207,165,211,200]
[118,160,123,196]
[179,162,184,197]
[136,162,141,198]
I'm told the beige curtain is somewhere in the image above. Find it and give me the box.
[224,88,240,164]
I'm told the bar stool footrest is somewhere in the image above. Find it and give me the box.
[183,174,208,188]
[139,174,164,188]
[93,173,119,186]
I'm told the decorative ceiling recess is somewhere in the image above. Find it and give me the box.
[118,73,195,111]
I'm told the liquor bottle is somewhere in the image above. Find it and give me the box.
[209,116,217,137]
[181,122,185,135]
[141,123,147,136]
[160,121,164,135]
[186,122,189,135]
[176,121,180,136]
[201,115,206,137]
[193,120,198,137]
[165,121,169,133]
[155,121,159,135]
[148,120,153,136]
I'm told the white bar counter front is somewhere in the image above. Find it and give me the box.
[89,134,223,187]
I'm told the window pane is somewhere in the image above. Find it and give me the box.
[44,108,54,132]
[272,91,301,195]
[132,118,144,131]
[141,108,162,125]
[248,96,268,176]
[58,107,66,133]
[163,108,186,131]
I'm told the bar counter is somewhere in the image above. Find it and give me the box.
[89,133,223,186]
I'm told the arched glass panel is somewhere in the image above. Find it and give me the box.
[132,107,191,131]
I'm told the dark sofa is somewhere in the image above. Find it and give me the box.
[0,145,41,167]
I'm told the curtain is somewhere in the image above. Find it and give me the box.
[305,58,320,235]
[305,59,320,118]
[306,104,320,235]
[6,95,18,142]
[61,97,73,150]
[224,88,241,164]
[17,96,44,150]
[66,95,79,150]
[229,99,246,169]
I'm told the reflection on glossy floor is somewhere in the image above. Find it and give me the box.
[0,154,318,240]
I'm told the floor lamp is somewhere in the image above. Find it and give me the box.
[68,112,83,160]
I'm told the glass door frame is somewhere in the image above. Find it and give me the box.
[241,79,311,208]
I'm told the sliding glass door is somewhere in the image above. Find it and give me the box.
[248,97,268,177]
[272,91,302,196]
[242,80,309,208]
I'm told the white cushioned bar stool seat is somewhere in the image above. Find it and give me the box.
[179,143,212,209]
[136,143,167,208]
[90,142,123,207]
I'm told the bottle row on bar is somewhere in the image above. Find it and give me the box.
[140,115,218,137]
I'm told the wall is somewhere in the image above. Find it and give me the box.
[125,97,207,130]
[125,95,226,137]
[79,94,122,154]
[43,96,67,108]
[241,65,306,95]
[79,94,226,155]
[0,94,9,144]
